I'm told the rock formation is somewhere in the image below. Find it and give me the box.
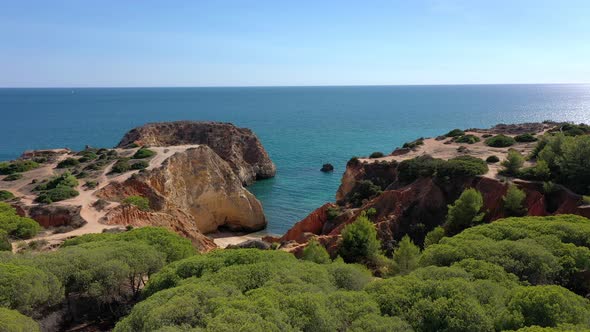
[117,121,276,184]
[320,163,334,172]
[98,146,266,236]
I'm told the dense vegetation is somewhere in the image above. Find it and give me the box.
[0,160,39,175]
[34,171,79,203]
[523,133,590,194]
[397,155,488,184]
[0,203,41,245]
[1,214,590,331]
[0,191,14,201]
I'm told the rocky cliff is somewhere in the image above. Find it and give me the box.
[117,121,276,185]
[98,146,267,237]
[275,122,590,256]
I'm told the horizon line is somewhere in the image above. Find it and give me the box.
[1,82,589,89]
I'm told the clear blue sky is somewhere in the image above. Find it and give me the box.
[1,0,589,87]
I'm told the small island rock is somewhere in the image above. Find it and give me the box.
[320,163,334,172]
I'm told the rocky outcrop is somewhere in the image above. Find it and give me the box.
[320,164,334,172]
[21,204,86,229]
[101,204,216,252]
[280,157,590,255]
[98,145,267,236]
[116,121,276,184]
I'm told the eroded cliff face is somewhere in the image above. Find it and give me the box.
[98,146,267,238]
[278,154,590,256]
[117,121,276,185]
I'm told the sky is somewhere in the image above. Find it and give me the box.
[1,0,590,87]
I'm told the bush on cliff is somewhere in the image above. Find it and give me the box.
[0,160,39,175]
[398,155,488,184]
[122,195,150,211]
[348,180,382,207]
[132,148,156,159]
[455,134,480,144]
[501,149,525,176]
[436,155,488,179]
[2,173,23,181]
[369,151,384,158]
[0,190,14,201]
[0,202,41,239]
[444,188,485,236]
[111,158,131,173]
[301,238,331,264]
[486,155,500,163]
[35,186,79,204]
[503,184,527,217]
[515,133,538,142]
[339,215,381,264]
[130,160,149,170]
[523,133,590,194]
[485,134,516,147]
[56,157,80,169]
[445,129,465,137]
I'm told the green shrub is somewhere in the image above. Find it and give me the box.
[2,173,22,181]
[583,196,590,205]
[301,239,331,264]
[445,129,465,137]
[486,155,500,163]
[85,181,98,189]
[34,172,78,191]
[326,206,341,220]
[398,155,443,183]
[437,156,489,179]
[485,134,516,147]
[369,151,384,158]
[56,157,80,168]
[0,160,39,175]
[0,307,40,331]
[424,226,445,248]
[393,235,421,275]
[0,203,41,239]
[111,159,131,173]
[122,195,150,211]
[503,184,527,217]
[403,138,424,149]
[501,149,525,175]
[133,148,156,159]
[507,285,590,327]
[444,188,485,236]
[455,134,481,144]
[0,230,11,251]
[77,150,98,162]
[36,186,79,204]
[515,133,538,143]
[130,160,149,170]
[348,180,382,207]
[339,215,381,263]
[399,155,488,183]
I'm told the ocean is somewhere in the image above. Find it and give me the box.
[1,84,589,234]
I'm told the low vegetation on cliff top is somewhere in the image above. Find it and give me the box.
[1,214,590,331]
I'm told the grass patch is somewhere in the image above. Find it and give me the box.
[122,195,150,211]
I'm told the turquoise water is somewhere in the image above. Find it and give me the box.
[1,85,589,234]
